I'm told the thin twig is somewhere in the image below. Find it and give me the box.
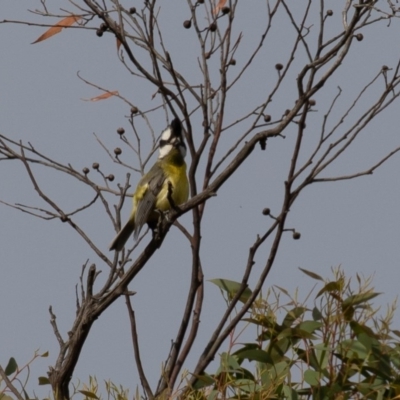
[125,295,154,400]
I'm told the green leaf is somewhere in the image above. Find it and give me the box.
[209,278,252,303]
[277,327,294,339]
[192,373,215,389]
[294,348,320,372]
[216,352,241,375]
[282,384,298,400]
[232,379,261,393]
[267,337,293,361]
[298,267,323,281]
[350,321,377,339]
[206,390,218,400]
[243,316,278,330]
[233,348,273,364]
[342,292,381,308]
[38,376,51,385]
[222,352,240,369]
[260,360,290,388]
[342,304,354,321]
[338,339,368,360]
[79,390,99,399]
[274,285,290,296]
[282,307,306,328]
[357,333,379,354]
[298,320,323,334]
[4,357,17,376]
[314,343,330,370]
[390,352,400,370]
[357,381,387,396]
[369,345,392,380]
[312,307,323,321]
[271,360,290,378]
[304,369,320,386]
[232,342,260,352]
[289,327,318,340]
[316,280,343,298]
[237,367,255,381]
[40,351,49,358]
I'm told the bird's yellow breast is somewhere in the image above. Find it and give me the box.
[155,162,189,211]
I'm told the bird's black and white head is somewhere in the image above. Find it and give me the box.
[158,118,187,159]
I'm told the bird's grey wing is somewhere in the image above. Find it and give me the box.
[134,163,166,239]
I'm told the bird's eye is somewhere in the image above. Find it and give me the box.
[160,140,168,147]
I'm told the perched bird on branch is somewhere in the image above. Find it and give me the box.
[109,118,189,251]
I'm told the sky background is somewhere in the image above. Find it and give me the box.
[1,0,400,397]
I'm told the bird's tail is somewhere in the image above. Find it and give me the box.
[109,219,135,251]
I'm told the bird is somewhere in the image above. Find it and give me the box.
[109,118,189,251]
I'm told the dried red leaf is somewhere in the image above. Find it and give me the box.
[32,15,82,44]
[82,91,119,102]
[116,38,122,51]
[213,0,228,14]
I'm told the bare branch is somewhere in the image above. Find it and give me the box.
[0,366,25,400]
[125,295,154,400]
[312,146,400,182]
[49,306,65,349]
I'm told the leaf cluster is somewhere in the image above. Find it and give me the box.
[191,269,400,400]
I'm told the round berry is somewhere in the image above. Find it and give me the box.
[293,232,301,240]
[209,22,217,32]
